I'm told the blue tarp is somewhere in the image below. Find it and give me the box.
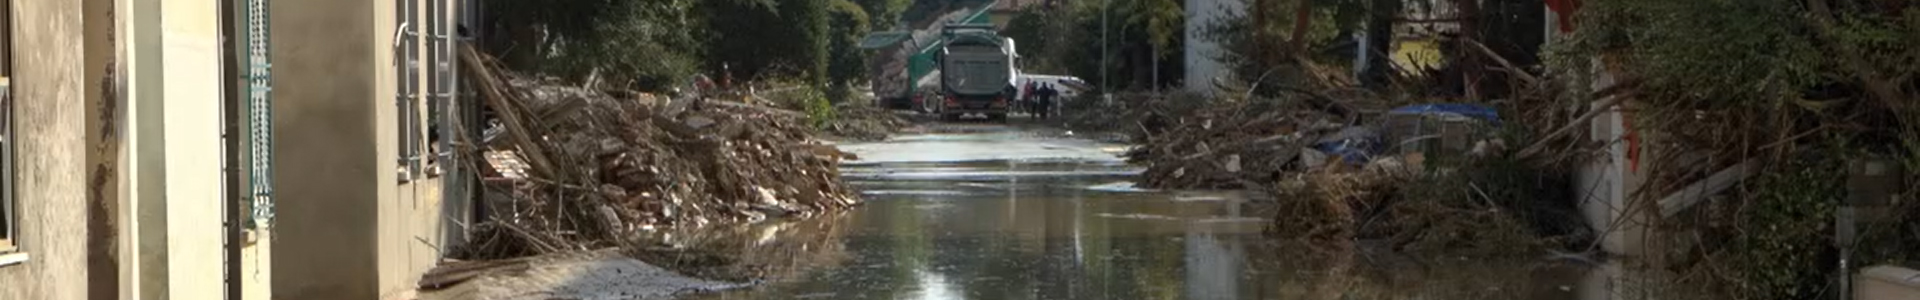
[1312,127,1384,165]
[1388,103,1502,125]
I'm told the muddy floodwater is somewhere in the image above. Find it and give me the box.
[673,123,1638,300]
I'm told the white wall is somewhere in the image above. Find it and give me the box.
[1574,57,1650,257]
[120,0,228,297]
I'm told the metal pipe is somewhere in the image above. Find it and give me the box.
[1101,0,1108,93]
[220,0,244,297]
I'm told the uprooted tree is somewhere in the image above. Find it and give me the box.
[1548,1,1919,299]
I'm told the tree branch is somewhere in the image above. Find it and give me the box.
[1395,17,1469,24]
[1289,0,1313,53]
[1804,0,1916,131]
[1516,80,1643,160]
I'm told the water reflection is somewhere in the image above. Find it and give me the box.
[675,159,1613,300]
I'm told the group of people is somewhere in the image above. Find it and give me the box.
[1021,82,1062,119]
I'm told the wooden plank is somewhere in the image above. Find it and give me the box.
[1658,160,1757,217]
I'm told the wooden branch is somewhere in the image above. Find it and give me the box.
[461,47,562,181]
[1516,82,1641,160]
[1289,0,1314,53]
[1806,0,1913,120]
[1395,17,1468,24]
[1465,39,1541,87]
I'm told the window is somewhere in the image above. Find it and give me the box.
[425,0,454,178]
[396,0,460,182]
[1,0,17,254]
[396,0,422,182]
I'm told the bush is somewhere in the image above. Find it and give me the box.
[1701,154,1843,300]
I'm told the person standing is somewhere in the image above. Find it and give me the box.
[1021,81,1036,116]
[1044,83,1059,119]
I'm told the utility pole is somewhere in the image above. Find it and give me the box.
[1101,0,1109,93]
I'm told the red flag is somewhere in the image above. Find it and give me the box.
[1545,0,1580,32]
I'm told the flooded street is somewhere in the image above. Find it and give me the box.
[673,122,1613,300]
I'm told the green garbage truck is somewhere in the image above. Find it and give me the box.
[931,25,1017,121]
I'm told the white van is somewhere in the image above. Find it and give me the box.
[1014,74,1090,101]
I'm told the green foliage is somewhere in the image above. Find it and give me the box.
[800,87,839,129]
[1005,1,1187,91]
[901,0,993,27]
[1197,0,1362,94]
[704,0,834,85]
[1000,8,1069,73]
[853,0,911,30]
[484,0,712,90]
[1542,3,1920,299]
[1553,0,1822,109]
[1713,156,1843,300]
[828,0,873,102]
[1123,0,1185,61]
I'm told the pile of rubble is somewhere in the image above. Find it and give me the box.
[1122,100,1349,189]
[457,49,859,259]
[821,104,913,141]
[1057,92,1219,141]
[1118,93,1572,255]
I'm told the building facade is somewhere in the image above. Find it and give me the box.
[2,0,483,298]
[0,0,92,298]
[270,0,479,298]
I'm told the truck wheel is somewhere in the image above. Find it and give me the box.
[988,113,1007,122]
[942,113,962,121]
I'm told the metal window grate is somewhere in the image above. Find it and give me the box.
[237,0,275,228]
[1,79,13,250]
[397,0,423,182]
[1,0,19,249]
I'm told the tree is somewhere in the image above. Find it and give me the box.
[1009,1,1188,91]
[1544,3,1920,298]
[1124,0,1185,89]
[703,0,833,84]
[482,0,713,90]
[1199,0,1352,95]
[1001,8,1068,73]
[828,0,874,101]
[853,0,911,30]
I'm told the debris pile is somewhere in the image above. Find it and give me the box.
[1121,100,1342,189]
[821,104,913,141]
[1101,78,1579,255]
[1261,143,1575,257]
[1057,92,1219,141]
[457,49,860,259]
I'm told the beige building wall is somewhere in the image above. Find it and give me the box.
[0,0,91,299]
[241,231,272,300]
[268,0,385,296]
[160,0,226,297]
[111,0,230,297]
[272,0,466,298]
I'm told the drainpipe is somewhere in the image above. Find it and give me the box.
[220,0,244,298]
